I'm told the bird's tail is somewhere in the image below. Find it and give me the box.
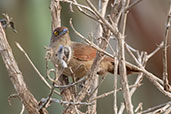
[100,56,140,75]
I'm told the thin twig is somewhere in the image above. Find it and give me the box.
[90,83,142,102]
[147,42,164,59]
[88,76,106,98]
[141,101,171,114]
[51,98,93,105]
[15,42,60,95]
[135,102,143,113]
[39,97,93,112]
[125,44,141,67]
[39,86,55,110]
[86,0,119,37]
[69,18,114,58]
[118,103,125,114]
[162,3,171,91]
[20,104,25,114]
[54,77,86,88]
[125,43,138,52]
[113,56,118,114]
[118,0,134,113]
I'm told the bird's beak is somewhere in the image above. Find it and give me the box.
[59,28,67,36]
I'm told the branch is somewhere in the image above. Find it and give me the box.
[113,57,119,114]
[87,0,109,114]
[41,98,93,105]
[90,83,142,102]
[0,23,48,114]
[162,3,171,91]
[118,0,134,113]
[50,0,61,30]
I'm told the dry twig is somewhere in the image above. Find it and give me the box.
[162,3,171,91]
[118,0,134,113]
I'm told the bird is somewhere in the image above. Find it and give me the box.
[48,26,139,80]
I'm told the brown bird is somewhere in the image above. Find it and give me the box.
[49,26,139,80]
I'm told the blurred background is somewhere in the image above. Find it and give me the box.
[0,0,170,113]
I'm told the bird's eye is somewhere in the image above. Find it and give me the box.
[54,31,58,36]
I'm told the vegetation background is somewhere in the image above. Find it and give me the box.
[0,0,170,113]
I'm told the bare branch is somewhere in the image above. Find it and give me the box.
[40,98,93,106]
[118,0,134,113]
[135,102,143,113]
[0,23,48,114]
[113,57,119,114]
[162,3,171,91]
[54,77,86,88]
[147,42,164,59]
[90,83,142,102]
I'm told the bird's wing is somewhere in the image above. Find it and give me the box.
[72,42,97,61]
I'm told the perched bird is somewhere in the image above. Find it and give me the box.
[49,26,139,80]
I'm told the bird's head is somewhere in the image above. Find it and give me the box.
[50,26,71,46]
